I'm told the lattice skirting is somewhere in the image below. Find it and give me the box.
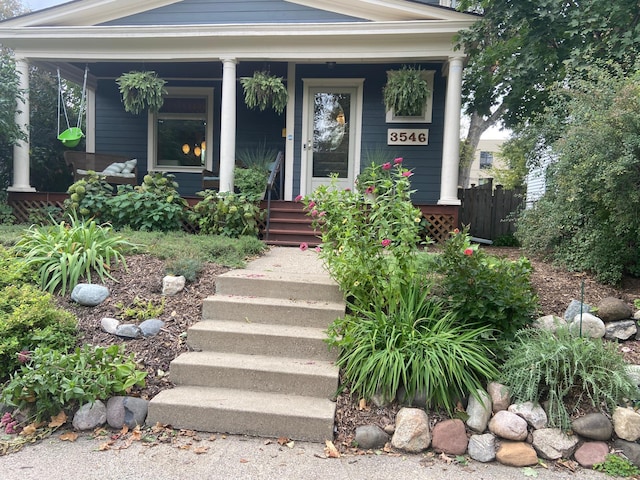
[417,205,459,244]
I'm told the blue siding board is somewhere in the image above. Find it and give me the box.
[102,0,364,26]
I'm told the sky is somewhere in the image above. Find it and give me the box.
[26,0,68,11]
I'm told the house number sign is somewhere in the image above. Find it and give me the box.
[387,129,429,146]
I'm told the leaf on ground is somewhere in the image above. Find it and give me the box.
[324,440,340,458]
[98,441,114,451]
[240,458,249,463]
[439,452,453,464]
[358,398,368,411]
[131,426,142,441]
[120,425,129,436]
[522,467,538,477]
[277,437,289,445]
[20,424,37,436]
[208,435,217,442]
[49,412,67,428]
[193,446,209,454]
[59,431,78,442]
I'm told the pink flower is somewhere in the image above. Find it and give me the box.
[300,242,309,251]
[464,248,473,256]
[294,194,303,203]
[344,188,351,191]
[17,350,30,364]
[315,246,322,253]
[382,162,392,171]
[319,211,326,217]
[311,209,319,217]
[402,171,413,177]
[453,228,460,234]
[381,238,391,247]
[308,201,315,208]
[365,186,375,194]
[394,157,403,165]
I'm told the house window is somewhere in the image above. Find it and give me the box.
[385,70,435,124]
[147,87,214,172]
[480,151,493,169]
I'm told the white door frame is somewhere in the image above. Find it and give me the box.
[300,78,364,196]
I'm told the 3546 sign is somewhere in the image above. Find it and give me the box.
[387,129,429,145]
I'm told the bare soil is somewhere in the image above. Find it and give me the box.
[57,246,640,450]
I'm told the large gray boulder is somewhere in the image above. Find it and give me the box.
[70,283,110,306]
[598,297,633,322]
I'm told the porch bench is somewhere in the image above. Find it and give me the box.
[64,151,138,185]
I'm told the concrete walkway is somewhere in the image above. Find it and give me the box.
[0,248,609,479]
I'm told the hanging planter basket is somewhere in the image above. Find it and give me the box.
[58,127,85,148]
[383,66,430,117]
[240,71,288,114]
[116,71,167,115]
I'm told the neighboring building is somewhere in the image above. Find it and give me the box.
[466,138,505,188]
[0,0,478,215]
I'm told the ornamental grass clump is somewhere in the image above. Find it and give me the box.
[328,281,499,414]
[501,327,638,430]
[13,214,132,295]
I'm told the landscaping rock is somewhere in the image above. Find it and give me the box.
[531,428,579,460]
[569,312,605,339]
[106,396,149,429]
[162,275,186,296]
[70,283,110,307]
[573,441,609,468]
[614,439,640,467]
[496,441,538,467]
[508,401,548,430]
[598,297,633,322]
[354,425,388,450]
[571,412,613,441]
[101,317,120,334]
[533,314,567,333]
[431,419,468,455]
[371,390,394,408]
[139,319,164,337]
[466,388,492,433]
[613,407,640,441]
[564,299,592,321]
[488,410,528,441]
[72,400,107,430]
[115,324,141,339]
[391,408,431,453]
[467,433,496,463]
[487,382,510,413]
[604,320,637,341]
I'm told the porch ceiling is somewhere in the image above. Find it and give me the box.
[0,20,472,62]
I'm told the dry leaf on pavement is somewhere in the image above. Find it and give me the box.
[49,411,67,428]
[59,431,78,442]
[324,440,340,458]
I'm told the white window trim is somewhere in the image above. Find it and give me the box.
[385,70,435,124]
[147,87,214,173]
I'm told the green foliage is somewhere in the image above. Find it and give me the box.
[164,257,203,282]
[0,192,16,225]
[328,281,499,414]
[116,296,165,321]
[234,167,268,201]
[64,173,114,219]
[1,344,147,421]
[12,214,131,295]
[27,205,63,225]
[435,227,538,341]
[594,454,640,477]
[492,233,520,247]
[236,142,278,172]
[501,328,637,430]
[303,159,426,309]
[116,71,167,115]
[516,65,640,284]
[383,66,430,116]
[240,71,288,114]
[0,244,36,288]
[0,284,77,381]
[191,191,263,238]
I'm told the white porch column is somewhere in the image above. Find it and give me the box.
[218,58,237,193]
[8,56,35,192]
[438,55,464,205]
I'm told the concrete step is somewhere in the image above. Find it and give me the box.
[147,386,336,442]
[216,269,342,303]
[169,351,339,397]
[187,320,337,362]
[202,294,344,328]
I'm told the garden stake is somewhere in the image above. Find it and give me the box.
[579,279,585,337]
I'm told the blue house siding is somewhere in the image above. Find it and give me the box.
[101,0,364,26]
[292,62,446,204]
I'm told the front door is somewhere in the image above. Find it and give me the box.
[302,80,363,194]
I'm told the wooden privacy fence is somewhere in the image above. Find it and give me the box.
[458,182,524,241]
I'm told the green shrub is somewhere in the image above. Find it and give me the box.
[1,344,147,421]
[435,227,538,341]
[594,454,640,477]
[0,284,77,381]
[116,296,165,321]
[234,166,268,201]
[64,173,114,219]
[165,257,203,282]
[501,328,637,430]
[13,214,132,295]
[191,191,263,238]
[0,245,37,289]
[303,159,426,309]
[328,281,499,414]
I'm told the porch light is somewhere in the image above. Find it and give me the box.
[194,145,202,157]
[181,143,190,154]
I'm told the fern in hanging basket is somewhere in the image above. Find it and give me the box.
[383,66,430,117]
[240,71,288,114]
[116,71,167,115]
